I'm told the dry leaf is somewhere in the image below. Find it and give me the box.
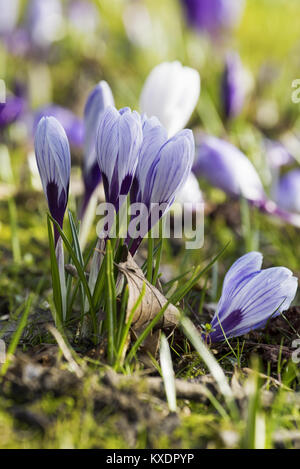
[117,253,179,336]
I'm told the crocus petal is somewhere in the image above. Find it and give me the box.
[34,116,71,242]
[209,252,298,342]
[81,81,115,213]
[140,61,200,137]
[193,136,266,202]
[96,106,143,210]
[175,172,203,206]
[128,120,195,255]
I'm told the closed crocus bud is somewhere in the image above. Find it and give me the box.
[96,106,143,211]
[128,116,195,254]
[82,81,115,214]
[180,0,245,38]
[193,136,265,202]
[208,252,298,342]
[0,95,25,129]
[140,61,200,137]
[274,169,300,214]
[193,136,300,227]
[221,52,247,120]
[34,116,71,244]
[34,105,84,148]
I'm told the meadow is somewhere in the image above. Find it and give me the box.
[0,0,300,450]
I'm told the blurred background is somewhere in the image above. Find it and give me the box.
[1,0,300,284]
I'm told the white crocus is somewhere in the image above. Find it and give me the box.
[140,61,200,137]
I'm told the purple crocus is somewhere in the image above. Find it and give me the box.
[0,94,25,129]
[81,81,115,216]
[26,0,64,48]
[180,0,245,37]
[193,136,300,227]
[274,169,300,214]
[34,105,84,148]
[127,116,195,254]
[96,106,143,211]
[208,252,298,342]
[34,116,71,244]
[221,52,246,120]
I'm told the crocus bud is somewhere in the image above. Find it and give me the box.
[193,135,300,227]
[82,81,115,214]
[128,116,195,254]
[34,105,84,148]
[274,169,300,214]
[34,116,71,244]
[0,95,25,129]
[180,0,245,38]
[193,136,265,202]
[140,61,200,137]
[221,52,247,120]
[96,106,143,211]
[209,252,298,342]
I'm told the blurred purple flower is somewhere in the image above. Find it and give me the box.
[68,0,99,34]
[193,136,300,227]
[26,0,64,48]
[0,0,20,36]
[34,116,71,244]
[34,105,84,148]
[128,116,195,254]
[180,0,245,37]
[0,95,25,129]
[96,106,143,211]
[193,136,265,202]
[81,81,115,217]
[221,52,246,120]
[274,169,300,214]
[209,251,298,342]
[264,139,293,168]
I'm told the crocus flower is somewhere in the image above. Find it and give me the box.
[127,116,195,254]
[208,252,298,342]
[193,136,300,227]
[274,169,300,214]
[0,94,25,129]
[34,105,84,148]
[0,0,20,36]
[180,0,245,38]
[81,81,115,216]
[96,106,143,211]
[221,52,246,120]
[140,61,200,137]
[34,116,71,244]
